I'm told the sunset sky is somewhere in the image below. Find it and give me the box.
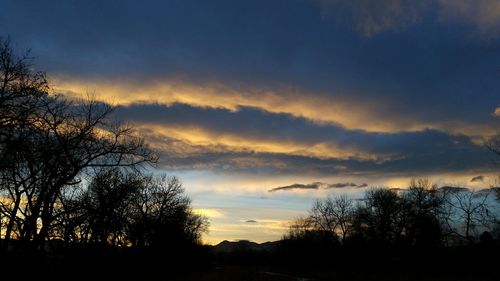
[2,0,499,244]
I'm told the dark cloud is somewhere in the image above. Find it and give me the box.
[477,188,498,195]
[114,103,495,176]
[318,0,432,36]
[115,103,490,157]
[245,220,257,223]
[470,175,484,182]
[269,181,368,192]
[327,182,367,188]
[327,182,358,188]
[268,183,322,192]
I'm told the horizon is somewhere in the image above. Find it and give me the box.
[2,0,499,245]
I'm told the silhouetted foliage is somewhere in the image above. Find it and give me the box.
[51,168,209,251]
[353,188,405,244]
[308,195,354,242]
[80,169,143,245]
[284,179,498,254]
[401,179,444,247]
[126,173,209,248]
[0,37,180,254]
[442,188,494,244]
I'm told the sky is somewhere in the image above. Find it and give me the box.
[1,0,499,244]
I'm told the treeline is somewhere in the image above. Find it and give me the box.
[0,36,208,266]
[272,178,500,273]
[287,179,499,246]
[211,180,500,280]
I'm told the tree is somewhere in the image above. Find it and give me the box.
[53,170,209,249]
[0,37,49,248]
[402,179,444,247]
[309,195,354,242]
[127,175,208,248]
[81,169,143,245]
[0,38,158,252]
[442,188,493,243]
[353,188,405,244]
[284,216,312,241]
[0,37,48,136]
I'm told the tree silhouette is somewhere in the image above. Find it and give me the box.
[309,195,354,242]
[0,37,158,253]
[443,188,493,243]
[127,174,209,248]
[402,179,444,247]
[82,169,143,245]
[353,188,405,244]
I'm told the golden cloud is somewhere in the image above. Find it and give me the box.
[137,123,395,162]
[193,208,225,219]
[51,77,494,137]
[494,107,500,116]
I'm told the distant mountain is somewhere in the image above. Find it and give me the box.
[213,240,279,253]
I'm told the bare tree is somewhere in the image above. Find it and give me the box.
[355,188,405,243]
[284,216,312,240]
[402,179,445,246]
[0,37,48,134]
[0,38,158,252]
[128,175,208,247]
[443,188,493,243]
[309,195,354,242]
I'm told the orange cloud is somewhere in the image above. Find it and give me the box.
[193,208,225,219]
[136,123,394,162]
[51,77,495,137]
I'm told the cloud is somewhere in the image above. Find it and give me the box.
[53,77,499,139]
[1,0,498,183]
[2,0,499,139]
[269,183,322,192]
[52,78,443,134]
[318,0,431,36]
[245,220,258,223]
[327,182,358,188]
[269,181,368,192]
[470,175,484,182]
[318,0,500,37]
[193,208,225,219]
[327,182,368,188]
[494,107,500,117]
[82,102,495,178]
[439,0,500,35]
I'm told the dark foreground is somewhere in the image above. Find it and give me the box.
[1,241,499,281]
